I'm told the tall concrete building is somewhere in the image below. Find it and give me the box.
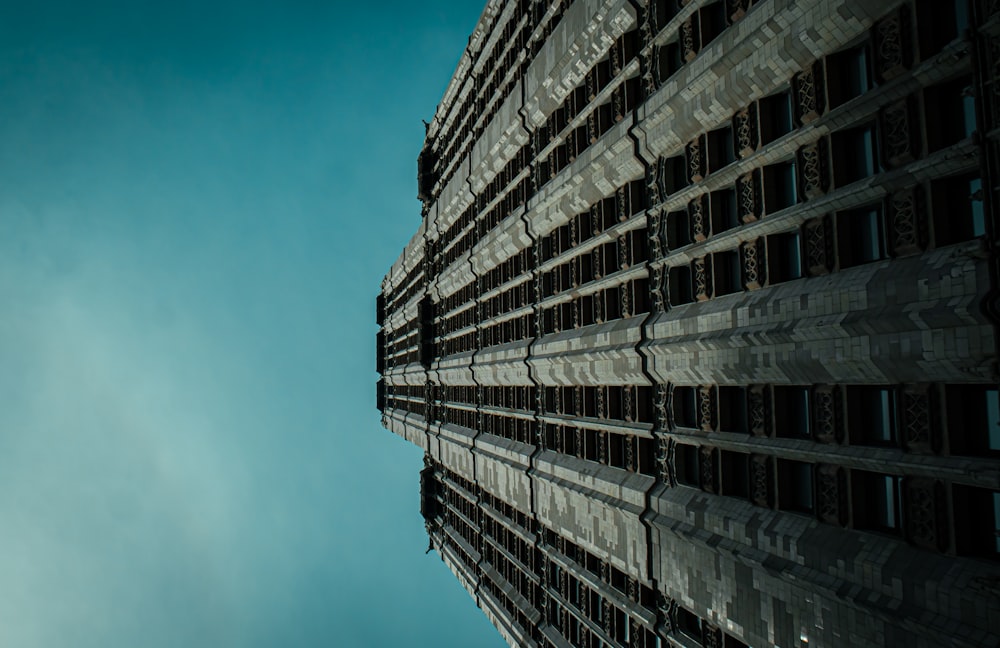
[377,0,1000,645]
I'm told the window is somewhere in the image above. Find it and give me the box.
[847,386,897,446]
[777,459,814,513]
[917,0,971,59]
[653,0,679,30]
[710,188,739,234]
[832,122,878,187]
[953,485,1000,560]
[624,179,647,219]
[827,44,872,108]
[713,250,741,297]
[568,86,587,121]
[562,426,578,455]
[677,607,704,641]
[766,231,802,284]
[551,106,568,135]
[595,102,615,139]
[725,635,751,648]
[762,161,797,213]
[669,264,694,305]
[627,230,650,266]
[720,451,750,498]
[836,205,886,268]
[626,277,650,316]
[620,76,643,117]
[596,196,618,233]
[583,388,598,418]
[580,294,596,326]
[572,124,589,158]
[946,385,1000,457]
[676,444,701,487]
[638,437,656,475]
[925,77,976,152]
[579,251,595,284]
[661,155,689,196]
[707,124,736,173]
[596,59,612,92]
[606,386,623,420]
[852,471,901,532]
[718,386,748,433]
[759,91,794,145]
[773,386,810,438]
[604,285,622,320]
[932,173,985,245]
[699,2,728,48]
[656,40,684,84]
[666,210,691,248]
[673,387,698,428]
[608,432,625,468]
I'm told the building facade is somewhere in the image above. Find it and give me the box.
[377,0,1000,646]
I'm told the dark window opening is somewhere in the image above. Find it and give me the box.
[710,188,739,234]
[608,433,625,468]
[661,154,689,196]
[552,107,568,135]
[953,485,1000,560]
[653,0,679,31]
[713,250,741,297]
[774,386,810,438]
[678,607,703,642]
[946,385,1000,457]
[636,386,654,423]
[673,387,698,428]
[666,210,692,249]
[707,124,736,174]
[827,44,872,109]
[656,41,684,84]
[766,231,802,284]
[699,2,728,48]
[852,471,901,532]
[583,388,598,418]
[847,386,897,446]
[720,451,750,498]
[630,277,650,315]
[638,437,656,475]
[676,444,701,487]
[607,386,623,420]
[762,161,797,213]
[580,294,596,326]
[916,0,971,60]
[562,426,577,456]
[725,634,752,648]
[669,265,694,305]
[932,173,985,245]
[836,205,886,268]
[832,122,878,187]
[620,76,642,117]
[925,76,976,153]
[596,102,615,139]
[580,254,594,284]
[777,459,814,513]
[605,285,623,321]
[596,59,613,92]
[759,91,794,145]
[718,386,748,433]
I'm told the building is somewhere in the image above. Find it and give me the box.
[376,0,1000,646]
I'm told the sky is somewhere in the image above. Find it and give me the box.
[0,1,506,646]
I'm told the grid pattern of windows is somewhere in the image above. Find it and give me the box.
[665,381,1000,557]
[378,1,1000,646]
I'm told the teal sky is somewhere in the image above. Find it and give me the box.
[0,1,505,646]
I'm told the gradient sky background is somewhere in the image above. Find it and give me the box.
[0,1,507,646]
